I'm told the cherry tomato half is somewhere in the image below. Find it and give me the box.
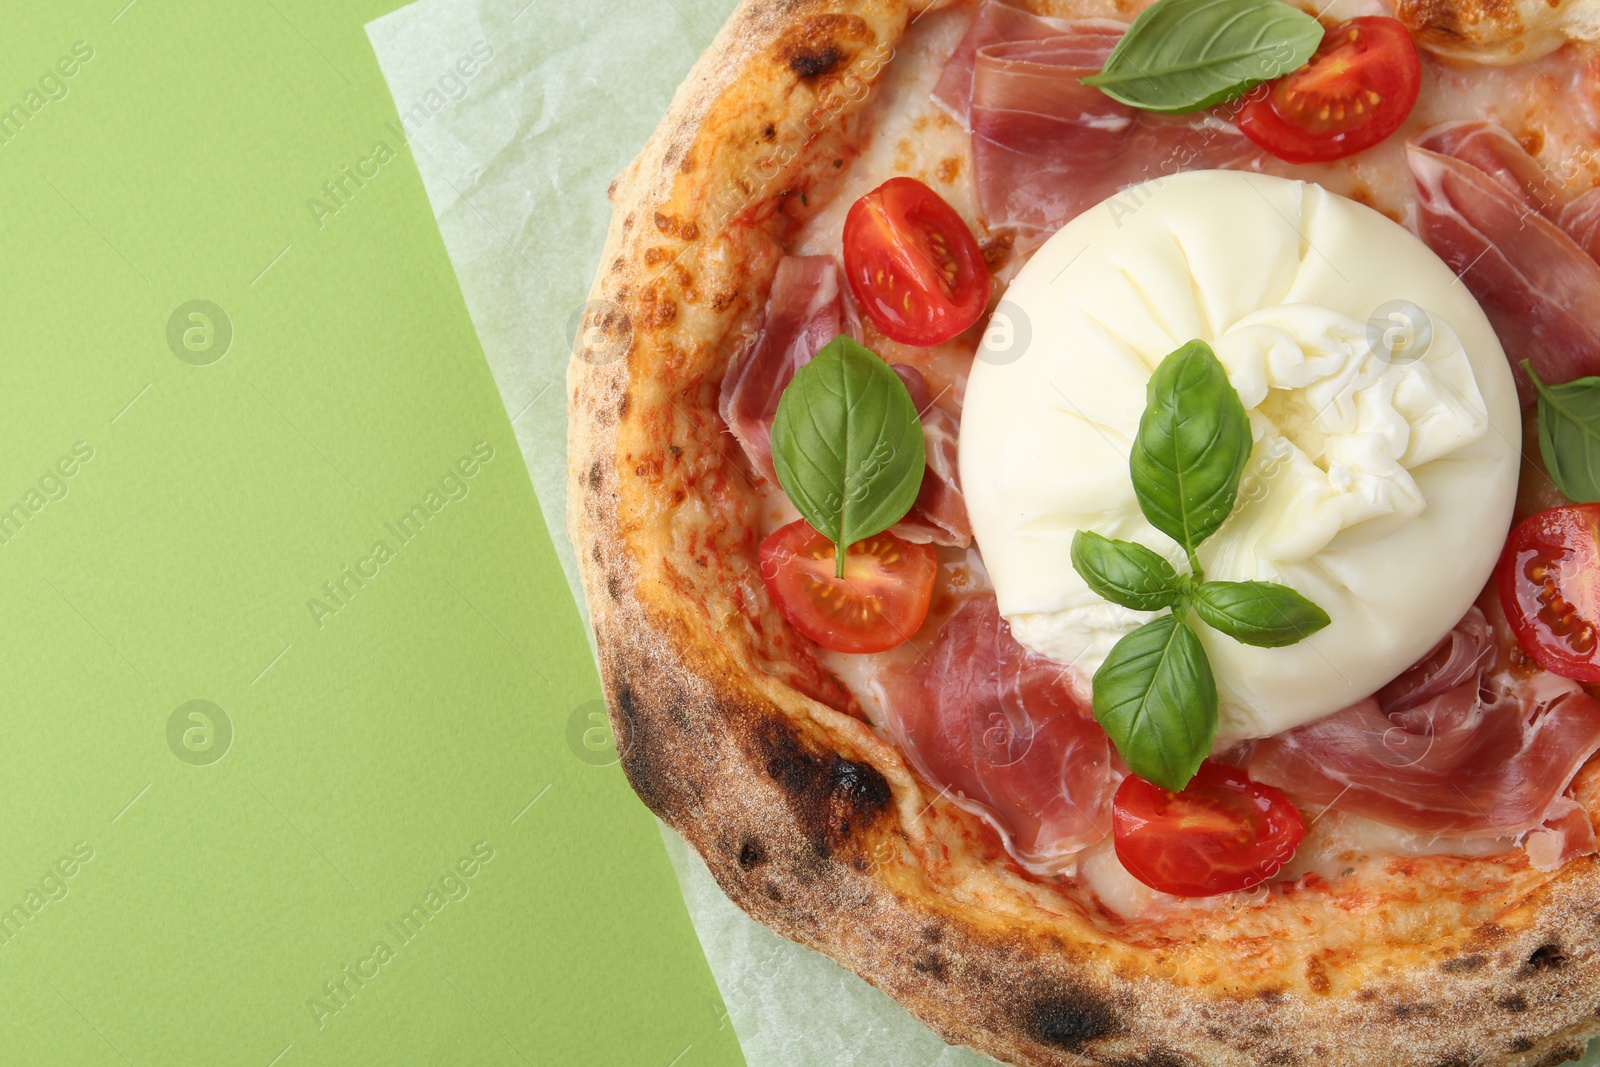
[759,519,937,654]
[842,177,991,347]
[1237,17,1421,165]
[1113,761,1306,898]
[1497,504,1600,683]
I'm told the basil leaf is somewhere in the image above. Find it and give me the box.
[1193,580,1330,648]
[1082,0,1324,114]
[1092,615,1217,791]
[1130,340,1252,560]
[1071,531,1183,612]
[1526,360,1600,504]
[771,336,926,577]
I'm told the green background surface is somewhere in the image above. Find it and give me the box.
[0,2,743,1064]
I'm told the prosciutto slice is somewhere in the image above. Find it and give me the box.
[1525,796,1598,872]
[1412,122,1563,218]
[1560,186,1600,264]
[718,255,842,482]
[930,0,1078,127]
[969,27,1256,237]
[1407,122,1600,400]
[876,594,1119,869]
[1249,607,1600,845]
[891,365,971,547]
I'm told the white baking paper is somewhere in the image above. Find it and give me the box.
[364,2,1600,1064]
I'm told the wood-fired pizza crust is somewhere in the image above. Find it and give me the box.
[567,2,1600,1062]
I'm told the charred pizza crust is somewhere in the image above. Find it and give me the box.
[567,2,1600,1063]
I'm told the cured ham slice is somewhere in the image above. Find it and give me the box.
[717,256,842,483]
[1560,186,1600,264]
[969,28,1256,237]
[1249,607,1600,847]
[891,365,971,547]
[1524,796,1597,872]
[875,594,1119,869]
[1407,122,1600,400]
[1411,122,1563,218]
[1371,605,1497,715]
[930,0,1078,127]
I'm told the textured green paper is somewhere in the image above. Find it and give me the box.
[1,2,739,1064]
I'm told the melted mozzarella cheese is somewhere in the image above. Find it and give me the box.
[1079,810,1515,920]
[961,171,1520,742]
[792,6,976,258]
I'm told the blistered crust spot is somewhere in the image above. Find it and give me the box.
[1502,994,1531,1013]
[757,719,892,860]
[1392,1002,1441,1021]
[911,949,947,980]
[777,13,874,82]
[1522,943,1570,976]
[737,837,767,869]
[610,681,662,814]
[1539,1044,1589,1066]
[1023,988,1124,1051]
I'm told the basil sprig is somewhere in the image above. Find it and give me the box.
[1526,360,1600,503]
[770,336,926,577]
[1082,0,1324,114]
[1074,340,1330,791]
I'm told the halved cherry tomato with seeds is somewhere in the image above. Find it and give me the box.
[759,519,937,654]
[1113,761,1306,898]
[842,177,991,347]
[1237,17,1421,165]
[1497,504,1600,683]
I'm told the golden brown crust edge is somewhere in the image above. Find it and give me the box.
[566,2,1600,1064]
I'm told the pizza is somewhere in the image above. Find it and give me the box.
[566,1,1600,1064]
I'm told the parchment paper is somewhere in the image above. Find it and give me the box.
[365,1,996,1063]
[364,2,1600,1064]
